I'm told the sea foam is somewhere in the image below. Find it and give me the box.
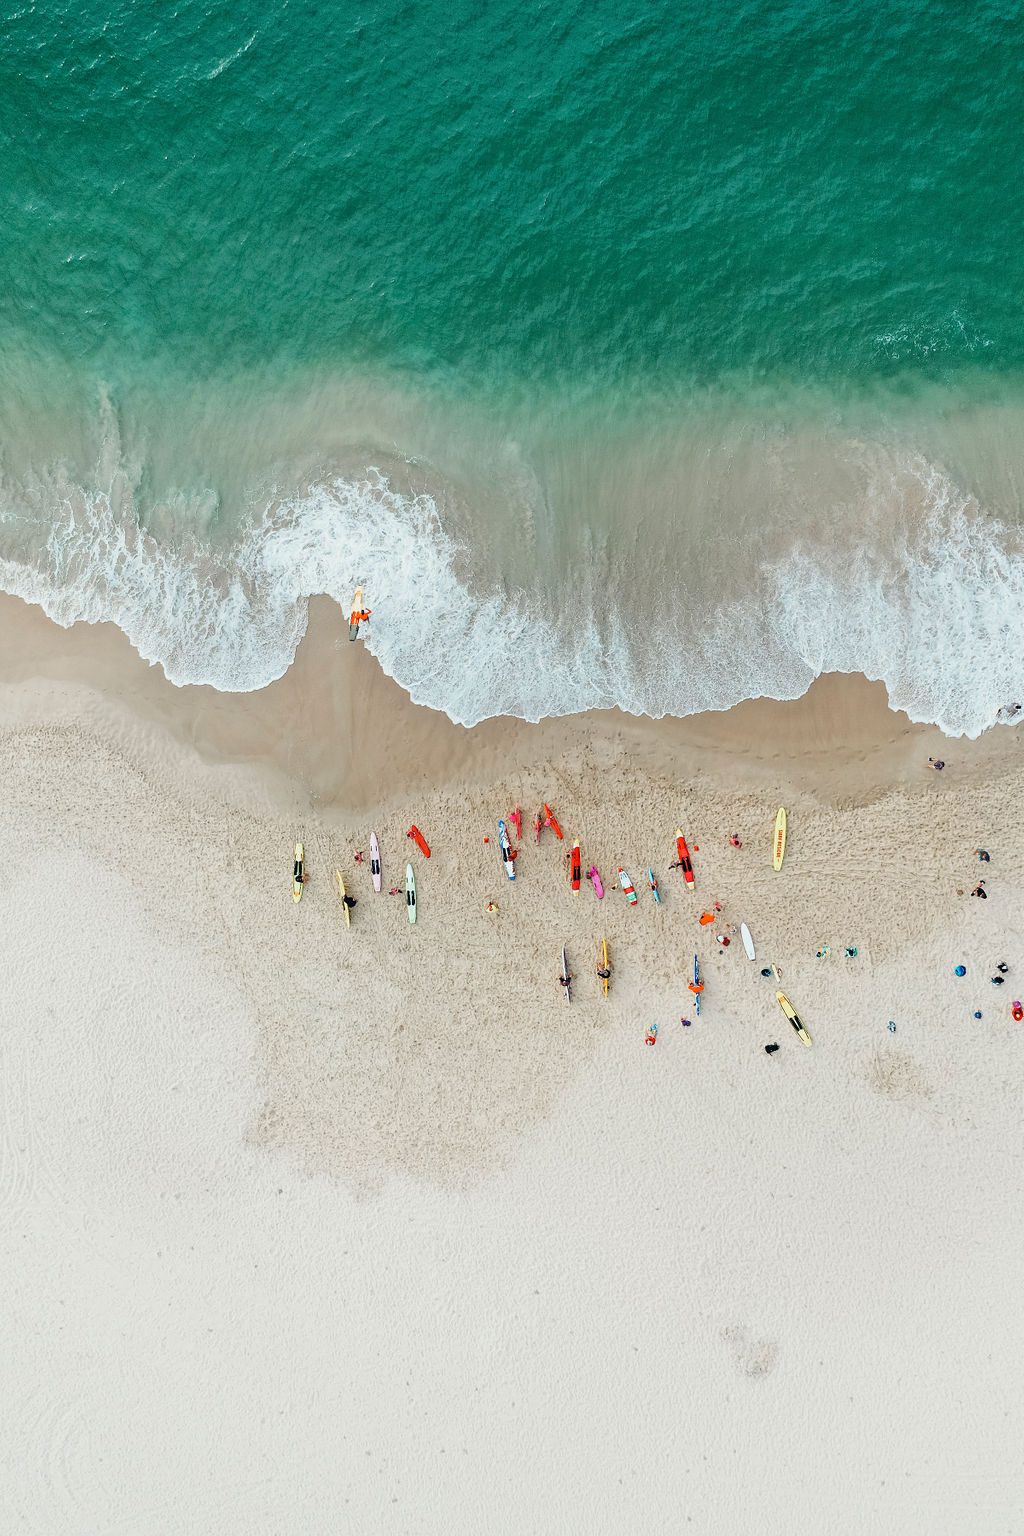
[0,455,1020,738]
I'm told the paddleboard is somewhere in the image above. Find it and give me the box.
[773,807,787,871]
[675,829,695,888]
[348,585,364,641]
[571,840,581,891]
[776,990,812,1046]
[408,824,431,858]
[370,831,382,893]
[618,867,638,905]
[334,869,351,927]
[561,944,572,1003]
[498,818,516,881]
[588,864,604,899]
[292,841,304,902]
[647,866,661,904]
[406,862,417,924]
[543,803,564,840]
[599,937,610,997]
[740,922,756,961]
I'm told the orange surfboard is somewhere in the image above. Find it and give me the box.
[407,824,431,858]
[543,803,563,840]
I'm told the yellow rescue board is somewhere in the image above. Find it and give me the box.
[772,807,787,871]
[334,868,351,927]
[776,990,812,1047]
[292,841,304,902]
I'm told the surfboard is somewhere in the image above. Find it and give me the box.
[498,818,516,881]
[406,863,417,924]
[334,869,351,927]
[588,865,604,899]
[348,585,364,641]
[675,829,695,887]
[534,811,542,844]
[618,867,638,905]
[408,824,431,858]
[692,952,702,1017]
[292,841,304,903]
[773,808,787,871]
[647,866,661,904]
[543,803,563,840]
[776,989,811,1046]
[600,937,610,998]
[370,831,382,893]
[740,922,755,960]
[510,805,522,842]
[571,840,581,891]
[561,944,572,1003]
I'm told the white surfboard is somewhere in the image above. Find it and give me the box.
[370,831,381,893]
[740,922,756,961]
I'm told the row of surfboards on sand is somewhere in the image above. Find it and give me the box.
[291,826,428,925]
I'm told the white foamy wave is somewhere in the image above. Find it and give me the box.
[0,455,1020,736]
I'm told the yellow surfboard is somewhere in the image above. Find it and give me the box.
[776,990,812,1047]
[600,937,610,997]
[772,807,787,871]
[334,868,351,927]
[292,841,304,902]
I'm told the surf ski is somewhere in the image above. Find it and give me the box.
[776,990,812,1046]
[571,840,581,891]
[498,818,516,881]
[675,829,695,888]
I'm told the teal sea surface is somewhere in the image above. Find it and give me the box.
[1,0,1023,730]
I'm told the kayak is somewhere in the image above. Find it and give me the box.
[370,831,382,893]
[571,840,581,891]
[292,841,304,903]
[776,990,812,1046]
[618,867,638,905]
[498,818,516,881]
[599,937,610,998]
[408,824,431,858]
[773,808,787,871]
[740,922,756,960]
[561,944,572,1003]
[510,805,522,842]
[675,829,695,888]
[588,864,605,899]
[543,803,564,840]
[647,866,661,904]
[691,953,703,1017]
[334,869,351,927]
[406,863,417,925]
[348,585,364,641]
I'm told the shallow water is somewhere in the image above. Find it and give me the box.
[2,0,1023,732]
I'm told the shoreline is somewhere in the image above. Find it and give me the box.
[0,590,1014,813]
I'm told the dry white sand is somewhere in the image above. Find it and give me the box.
[2,596,1023,1534]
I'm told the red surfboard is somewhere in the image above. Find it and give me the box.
[675,828,695,887]
[543,803,564,840]
[510,805,522,842]
[570,840,581,890]
[407,824,431,858]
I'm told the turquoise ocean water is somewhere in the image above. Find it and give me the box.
[1,0,1023,731]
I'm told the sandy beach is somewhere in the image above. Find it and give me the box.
[2,591,1023,1534]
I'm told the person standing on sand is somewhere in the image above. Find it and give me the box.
[928,757,945,770]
